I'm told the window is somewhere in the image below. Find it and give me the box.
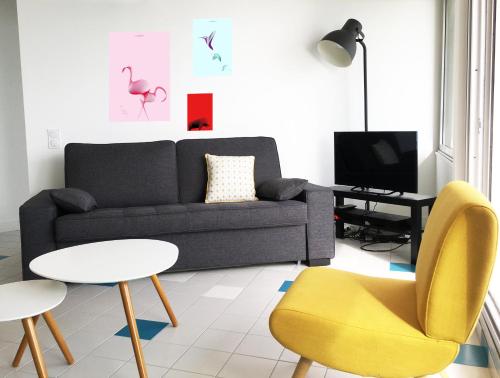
[490,148,499,310]
[440,0,471,161]
[489,12,499,309]
[442,0,499,355]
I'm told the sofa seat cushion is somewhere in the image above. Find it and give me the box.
[55,200,308,243]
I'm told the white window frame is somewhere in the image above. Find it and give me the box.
[442,0,499,371]
[467,0,500,374]
[439,0,472,181]
[468,0,495,197]
[439,0,457,159]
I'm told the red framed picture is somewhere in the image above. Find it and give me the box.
[187,93,213,131]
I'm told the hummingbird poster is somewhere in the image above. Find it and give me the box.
[193,19,232,76]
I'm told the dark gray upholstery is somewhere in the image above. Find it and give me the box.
[50,188,97,213]
[19,191,60,280]
[294,183,335,261]
[20,137,335,280]
[166,226,307,270]
[65,141,178,208]
[58,226,307,271]
[257,178,308,200]
[176,137,282,203]
[55,200,307,243]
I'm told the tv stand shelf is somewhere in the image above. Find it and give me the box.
[332,185,436,264]
[335,208,412,234]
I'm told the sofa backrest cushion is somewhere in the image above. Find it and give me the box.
[65,141,178,208]
[176,137,282,203]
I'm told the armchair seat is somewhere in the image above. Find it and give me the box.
[270,267,458,378]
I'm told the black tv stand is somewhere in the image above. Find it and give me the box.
[350,187,403,196]
[332,185,436,264]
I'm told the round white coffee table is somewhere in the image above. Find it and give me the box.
[0,280,74,378]
[30,239,179,378]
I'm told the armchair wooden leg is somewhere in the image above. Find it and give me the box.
[293,356,312,378]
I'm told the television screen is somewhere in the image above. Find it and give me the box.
[334,131,418,193]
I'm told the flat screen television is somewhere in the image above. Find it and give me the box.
[334,131,418,193]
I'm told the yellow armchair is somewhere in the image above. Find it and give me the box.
[269,181,498,378]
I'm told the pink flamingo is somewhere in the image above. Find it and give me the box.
[122,66,149,94]
[140,86,167,120]
[122,66,167,120]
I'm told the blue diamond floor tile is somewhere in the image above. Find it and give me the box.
[454,344,489,367]
[389,262,415,273]
[0,255,8,260]
[91,282,118,287]
[115,319,169,340]
[279,280,294,292]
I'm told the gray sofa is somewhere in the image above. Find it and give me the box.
[19,137,334,280]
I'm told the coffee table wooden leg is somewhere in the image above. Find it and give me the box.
[42,311,74,364]
[150,274,178,327]
[12,314,39,367]
[119,281,147,378]
[21,317,48,378]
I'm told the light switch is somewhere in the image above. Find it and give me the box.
[47,129,61,149]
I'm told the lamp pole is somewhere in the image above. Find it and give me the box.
[357,38,368,132]
[317,19,370,208]
[357,36,368,212]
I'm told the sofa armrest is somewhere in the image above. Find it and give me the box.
[19,190,60,280]
[295,183,334,264]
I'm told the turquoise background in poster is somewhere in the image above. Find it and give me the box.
[193,19,232,76]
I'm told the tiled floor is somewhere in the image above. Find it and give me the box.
[0,230,493,377]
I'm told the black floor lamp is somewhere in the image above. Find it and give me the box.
[317,19,368,132]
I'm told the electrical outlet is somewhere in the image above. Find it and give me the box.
[47,129,61,149]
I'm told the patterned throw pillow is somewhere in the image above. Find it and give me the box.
[205,154,258,203]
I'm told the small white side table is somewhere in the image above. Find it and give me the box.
[30,239,179,378]
[0,280,74,378]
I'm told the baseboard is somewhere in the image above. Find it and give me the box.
[0,219,20,233]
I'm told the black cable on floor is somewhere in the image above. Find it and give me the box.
[360,241,409,252]
[343,225,410,253]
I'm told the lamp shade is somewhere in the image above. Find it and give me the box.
[317,19,363,67]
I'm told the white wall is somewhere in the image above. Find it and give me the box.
[0,0,30,231]
[16,0,442,196]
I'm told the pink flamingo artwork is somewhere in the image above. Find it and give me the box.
[122,66,167,120]
[109,32,170,122]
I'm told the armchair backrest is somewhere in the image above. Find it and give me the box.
[415,181,498,343]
